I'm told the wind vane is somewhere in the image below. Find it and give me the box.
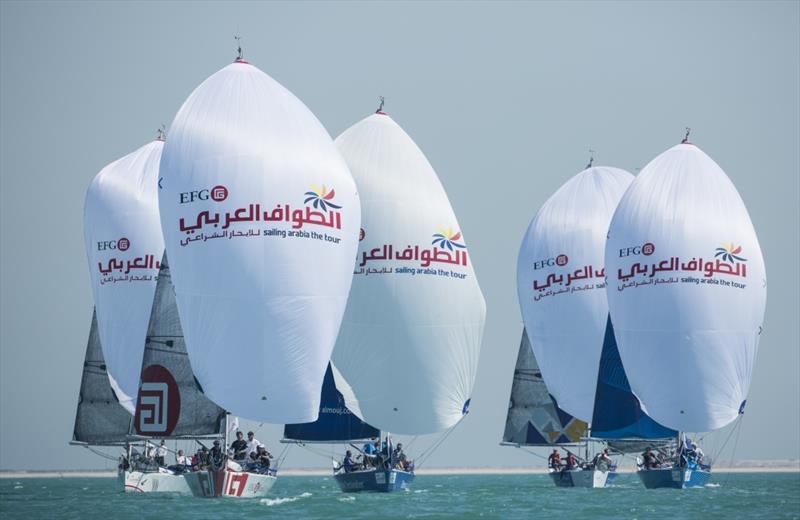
[681,126,692,144]
[376,96,385,114]
[586,149,595,169]
[157,124,166,141]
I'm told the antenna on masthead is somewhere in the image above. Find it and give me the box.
[586,149,595,169]
[235,34,243,61]
[681,127,691,144]
[376,96,385,114]
[157,124,166,141]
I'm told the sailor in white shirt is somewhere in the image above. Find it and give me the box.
[155,440,167,466]
[176,449,189,466]
[246,431,263,458]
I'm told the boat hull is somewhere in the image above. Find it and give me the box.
[548,468,616,488]
[184,469,277,498]
[121,469,191,494]
[637,467,711,489]
[334,469,414,492]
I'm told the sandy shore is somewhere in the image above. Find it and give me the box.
[2,464,798,479]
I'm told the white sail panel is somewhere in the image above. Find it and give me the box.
[84,139,165,413]
[517,166,633,421]
[605,143,767,432]
[158,60,360,424]
[331,113,486,434]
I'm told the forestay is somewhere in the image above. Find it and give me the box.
[158,59,360,423]
[132,254,226,438]
[84,139,165,413]
[72,310,132,445]
[332,112,486,434]
[605,143,767,432]
[517,166,633,421]
[502,330,586,446]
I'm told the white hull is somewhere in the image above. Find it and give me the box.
[184,469,277,498]
[121,469,191,494]
[548,468,613,488]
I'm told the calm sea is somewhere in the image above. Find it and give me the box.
[1,473,798,519]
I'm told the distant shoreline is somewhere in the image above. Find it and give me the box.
[2,465,798,479]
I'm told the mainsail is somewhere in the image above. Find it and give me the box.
[84,139,165,413]
[331,111,486,435]
[132,254,226,439]
[605,142,767,432]
[590,317,676,441]
[158,58,360,424]
[72,310,131,445]
[283,363,380,443]
[502,330,586,446]
[516,166,633,422]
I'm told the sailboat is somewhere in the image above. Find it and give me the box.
[83,137,165,415]
[500,329,593,486]
[157,49,360,498]
[516,163,633,487]
[605,134,767,488]
[122,254,230,494]
[74,136,165,484]
[328,103,486,492]
[70,311,134,479]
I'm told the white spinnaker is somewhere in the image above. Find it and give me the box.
[331,113,486,434]
[158,60,360,424]
[605,143,766,432]
[84,139,165,413]
[516,167,633,422]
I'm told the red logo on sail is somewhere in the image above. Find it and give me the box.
[211,185,228,202]
[134,364,180,436]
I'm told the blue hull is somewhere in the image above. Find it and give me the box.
[334,469,414,492]
[637,467,711,489]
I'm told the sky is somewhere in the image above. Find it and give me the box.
[1,1,798,471]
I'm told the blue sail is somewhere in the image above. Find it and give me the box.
[283,363,380,442]
[591,316,677,439]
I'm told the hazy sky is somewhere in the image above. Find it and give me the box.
[1,1,798,471]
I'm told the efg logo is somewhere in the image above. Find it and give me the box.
[179,184,228,204]
[97,237,130,251]
[532,254,569,270]
[619,242,655,257]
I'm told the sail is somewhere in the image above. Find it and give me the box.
[283,363,380,443]
[502,330,587,445]
[331,112,486,434]
[158,59,360,424]
[605,143,767,432]
[72,310,132,445]
[590,317,677,440]
[84,139,165,413]
[517,166,633,421]
[132,254,226,438]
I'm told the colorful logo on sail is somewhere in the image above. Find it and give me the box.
[431,228,466,251]
[715,243,747,263]
[304,185,342,212]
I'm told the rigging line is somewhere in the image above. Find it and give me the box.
[719,416,744,488]
[416,418,465,468]
[274,443,291,471]
[83,444,120,462]
[518,446,548,461]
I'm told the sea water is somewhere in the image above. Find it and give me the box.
[1,473,798,519]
